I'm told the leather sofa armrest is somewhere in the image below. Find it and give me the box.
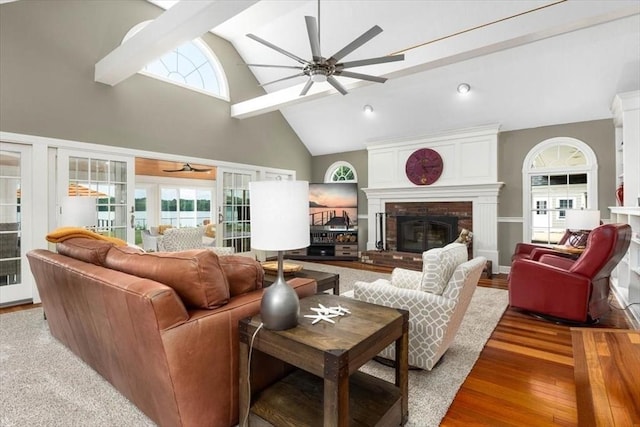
[539,254,576,270]
[529,247,576,262]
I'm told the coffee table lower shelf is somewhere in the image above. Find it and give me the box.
[249,369,402,427]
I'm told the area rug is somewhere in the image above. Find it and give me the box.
[0,262,508,427]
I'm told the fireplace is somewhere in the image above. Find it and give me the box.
[397,215,458,253]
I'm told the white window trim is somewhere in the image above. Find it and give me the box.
[324,161,358,183]
[521,137,598,242]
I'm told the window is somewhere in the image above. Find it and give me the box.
[557,199,573,219]
[535,200,547,215]
[160,187,212,228]
[123,22,229,100]
[523,137,597,244]
[324,161,357,183]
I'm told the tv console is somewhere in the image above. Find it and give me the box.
[286,229,358,261]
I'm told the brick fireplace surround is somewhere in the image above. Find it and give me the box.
[363,201,473,270]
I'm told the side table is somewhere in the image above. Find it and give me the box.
[239,294,409,427]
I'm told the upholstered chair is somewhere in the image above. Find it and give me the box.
[158,227,205,252]
[353,243,486,370]
[509,223,631,323]
[511,229,574,263]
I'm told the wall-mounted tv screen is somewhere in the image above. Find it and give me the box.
[308,183,358,229]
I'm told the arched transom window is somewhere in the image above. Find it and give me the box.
[324,161,358,183]
[522,137,598,244]
[123,21,229,100]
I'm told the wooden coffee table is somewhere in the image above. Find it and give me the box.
[239,294,409,427]
[263,269,340,295]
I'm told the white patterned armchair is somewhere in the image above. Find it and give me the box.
[158,227,204,252]
[353,243,486,370]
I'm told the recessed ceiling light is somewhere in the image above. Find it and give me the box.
[363,104,374,114]
[457,83,471,94]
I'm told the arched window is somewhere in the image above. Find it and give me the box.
[123,22,229,100]
[324,161,357,183]
[522,137,598,244]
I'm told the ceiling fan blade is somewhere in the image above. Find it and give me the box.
[247,33,310,65]
[242,63,304,70]
[335,70,386,83]
[327,76,348,95]
[339,54,405,69]
[260,73,306,87]
[162,168,185,173]
[305,16,322,62]
[328,25,383,64]
[191,168,212,172]
[300,78,314,96]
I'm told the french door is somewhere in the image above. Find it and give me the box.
[216,169,255,253]
[57,149,135,243]
[0,143,33,305]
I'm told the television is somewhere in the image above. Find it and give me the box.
[308,183,358,230]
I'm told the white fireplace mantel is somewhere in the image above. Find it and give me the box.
[363,183,504,272]
[362,126,504,273]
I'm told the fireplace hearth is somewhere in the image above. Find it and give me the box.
[397,215,458,253]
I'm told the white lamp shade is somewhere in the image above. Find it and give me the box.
[250,180,310,251]
[60,196,97,227]
[565,209,600,231]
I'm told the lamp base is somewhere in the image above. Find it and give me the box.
[260,251,299,330]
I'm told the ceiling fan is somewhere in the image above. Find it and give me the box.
[244,1,404,96]
[163,163,212,173]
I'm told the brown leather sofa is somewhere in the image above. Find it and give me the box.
[27,238,317,427]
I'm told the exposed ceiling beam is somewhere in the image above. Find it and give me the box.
[231,2,639,119]
[95,0,257,86]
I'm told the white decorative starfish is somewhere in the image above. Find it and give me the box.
[304,304,351,324]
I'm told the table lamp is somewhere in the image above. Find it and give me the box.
[565,209,600,248]
[249,180,310,330]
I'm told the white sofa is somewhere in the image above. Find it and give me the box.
[353,243,486,370]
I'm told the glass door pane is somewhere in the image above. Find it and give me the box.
[58,150,134,243]
[0,151,21,287]
[219,170,253,253]
[0,144,33,305]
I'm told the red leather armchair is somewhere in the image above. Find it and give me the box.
[511,229,577,262]
[509,223,631,323]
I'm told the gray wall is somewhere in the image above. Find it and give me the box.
[310,120,616,267]
[497,119,616,265]
[0,0,312,179]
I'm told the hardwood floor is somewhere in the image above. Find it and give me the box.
[2,261,637,426]
[317,261,636,426]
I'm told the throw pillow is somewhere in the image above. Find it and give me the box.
[56,238,113,266]
[104,247,230,309]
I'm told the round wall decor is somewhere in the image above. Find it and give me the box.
[405,148,443,185]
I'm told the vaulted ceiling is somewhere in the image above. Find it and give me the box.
[103,1,640,156]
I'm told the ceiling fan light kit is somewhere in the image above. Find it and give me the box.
[457,83,471,94]
[162,163,212,173]
[245,0,404,96]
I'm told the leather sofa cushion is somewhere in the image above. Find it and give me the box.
[218,255,264,297]
[104,246,230,309]
[57,238,114,266]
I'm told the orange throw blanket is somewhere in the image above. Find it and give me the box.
[46,227,128,247]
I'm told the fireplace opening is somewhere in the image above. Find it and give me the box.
[396,215,458,253]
